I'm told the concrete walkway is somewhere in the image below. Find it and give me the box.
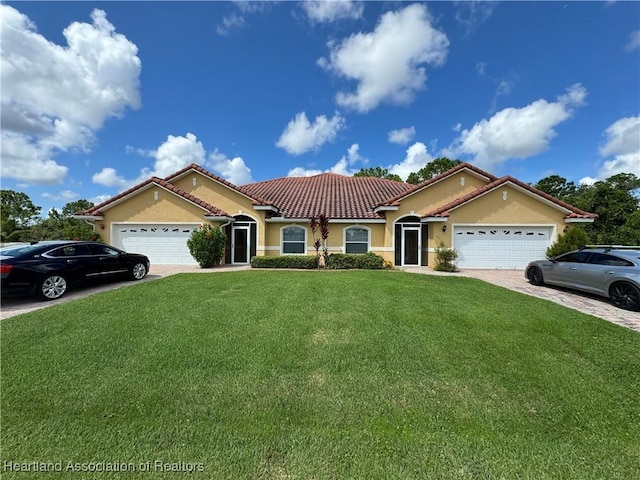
[400,267,640,332]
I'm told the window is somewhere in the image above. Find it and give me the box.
[556,252,590,263]
[48,245,92,257]
[89,244,121,256]
[587,253,634,267]
[345,227,369,254]
[282,226,306,254]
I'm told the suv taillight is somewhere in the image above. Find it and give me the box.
[0,264,13,275]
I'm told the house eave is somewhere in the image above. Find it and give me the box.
[253,205,279,212]
[373,205,399,213]
[265,217,387,224]
[565,217,596,223]
[72,215,103,221]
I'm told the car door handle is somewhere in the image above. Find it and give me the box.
[66,259,78,264]
[570,267,577,270]
[605,271,615,275]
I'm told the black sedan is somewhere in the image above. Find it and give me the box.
[1,241,150,300]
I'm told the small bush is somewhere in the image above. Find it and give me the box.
[546,227,589,258]
[433,241,458,272]
[326,252,385,270]
[187,224,227,268]
[251,255,318,269]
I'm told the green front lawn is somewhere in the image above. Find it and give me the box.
[2,270,639,479]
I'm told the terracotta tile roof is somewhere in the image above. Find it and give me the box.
[423,175,598,219]
[376,162,498,207]
[163,163,275,206]
[242,173,413,219]
[79,177,230,217]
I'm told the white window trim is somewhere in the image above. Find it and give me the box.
[280,225,307,255]
[343,225,371,254]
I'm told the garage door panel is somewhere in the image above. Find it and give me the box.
[115,224,198,265]
[453,226,551,269]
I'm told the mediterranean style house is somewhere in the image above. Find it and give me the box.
[75,162,596,269]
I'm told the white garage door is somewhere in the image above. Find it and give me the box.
[453,226,551,269]
[114,224,199,265]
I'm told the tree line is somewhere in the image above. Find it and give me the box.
[1,191,97,243]
[2,158,639,246]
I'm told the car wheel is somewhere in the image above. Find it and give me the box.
[38,275,68,300]
[609,282,640,311]
[130,262,148,280]
[526,266,544,286]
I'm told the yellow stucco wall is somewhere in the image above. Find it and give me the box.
[263,222,387,256]
[171,173,268,251]
[425,185,567,265]
[94,170,571,266]
[100,186,213,244]
[382,171,490,260]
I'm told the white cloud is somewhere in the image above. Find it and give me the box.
[625,30,640,52]
[0,5,141,184]
[599,116,640,158]
[489,78,515,113]
[454,0,498,37]
[276,112,345,155]
[595,115,640,179]
[302,0,364,23]
[0,132,69,184]
[92,167,130,189]
[579,176,597,186]
[41,190,79,202]
[146,133,206,178]
[208,149,253,185]
[388,142,433,181]
[475,62,487,76]
[388,127,416,145]
[288,143,365,177]
[445,84,587,169]
[287,167,324,177]
[318,3,449,113]
[94,133,253,190]
[216,12,246,36]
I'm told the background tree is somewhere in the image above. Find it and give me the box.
[578,174,640,245]
[406,158,462,184]
[535,173,640,245]
[18,200,98,242]
[354,167,402,182]
[1,190,42,242]
[533,175,578,204]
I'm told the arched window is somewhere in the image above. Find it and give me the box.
[281,226,306,254]
[344,226,369,254]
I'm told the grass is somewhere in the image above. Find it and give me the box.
[2,270,639,479]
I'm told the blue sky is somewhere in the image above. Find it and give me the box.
[2,1,639,215]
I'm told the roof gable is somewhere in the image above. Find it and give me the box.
[164,163,274,206]
[81,177,229,217]
[376,162,498,207]
[423,176,597,220]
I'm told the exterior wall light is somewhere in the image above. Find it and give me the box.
[442,224,447,232]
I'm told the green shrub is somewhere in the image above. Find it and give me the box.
[326,252,385,270]
[433,241,458,272]
[251,255,318,269]
[546,227,589,258]
[186,224,227,267]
